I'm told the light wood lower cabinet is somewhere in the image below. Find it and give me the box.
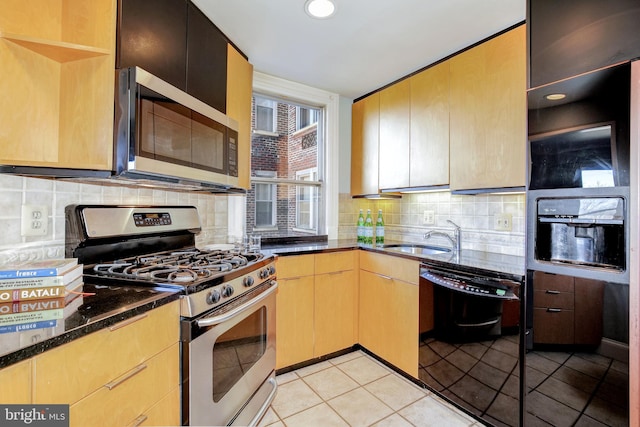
[0,359,31,403]
[276,255,315,369]
[70,343,179,427]
[276,250,420,378]
[359,252,418,377]
[276,251,357,369]
[32,300,180,426]
[314,252,358,357]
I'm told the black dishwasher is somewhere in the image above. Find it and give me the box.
[419,262,523,426]
[420,264,520,342]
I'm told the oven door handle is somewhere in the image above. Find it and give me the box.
[196,281,278,327]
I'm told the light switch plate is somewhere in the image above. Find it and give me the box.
[494,213,512,231]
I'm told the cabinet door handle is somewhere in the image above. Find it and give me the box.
[546,308,562,313]
[109,313,148,331]
[545,290,560,295]
[104,363,147,390]
[128,414,148,427]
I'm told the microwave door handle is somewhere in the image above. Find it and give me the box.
[196,281,278,328]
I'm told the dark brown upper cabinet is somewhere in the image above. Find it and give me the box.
[117,0,188,91]
[117,0,228,113]
[187,2,227,113]
[528,0,640,89]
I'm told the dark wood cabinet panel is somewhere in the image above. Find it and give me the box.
[532,271,604,346]
[528,0,640,88]
[187,3,227,113]
[117,0,188,91]
[117,0,229,112]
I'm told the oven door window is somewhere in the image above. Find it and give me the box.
[212,306,267,402]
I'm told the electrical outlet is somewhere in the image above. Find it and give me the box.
[21,205,48,237]
[494,213,512,231]
[423,210,435,225]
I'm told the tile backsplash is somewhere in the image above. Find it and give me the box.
[0,174,526,264]
[338,191,525,256]
[0,174,232,264]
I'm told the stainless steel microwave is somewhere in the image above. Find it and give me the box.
[113,67,240,192]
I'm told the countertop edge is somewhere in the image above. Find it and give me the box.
[0,291,180,369]
[267,240,525,282]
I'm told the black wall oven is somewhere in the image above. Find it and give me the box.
[524,61,631,425]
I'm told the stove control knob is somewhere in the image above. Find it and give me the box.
[222,285,235,298]
[259,268,269,279]
[268,265,276,275]
[243,276,255,287]
[206,289,221,305]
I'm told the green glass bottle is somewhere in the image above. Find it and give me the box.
[375,209,384,246]
[356,209,365,243]
[364,209,374,244]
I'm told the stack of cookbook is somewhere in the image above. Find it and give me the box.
[0,259,84,333]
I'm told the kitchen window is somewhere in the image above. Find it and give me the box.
[247,94,324,238]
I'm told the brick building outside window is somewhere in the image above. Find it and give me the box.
[246,95,324,237]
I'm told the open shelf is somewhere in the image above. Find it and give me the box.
[0,32,110,63]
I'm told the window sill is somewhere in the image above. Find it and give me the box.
[292,227,317,235]
[253,226,278,232]
[253,130,279,137]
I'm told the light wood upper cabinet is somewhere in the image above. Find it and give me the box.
[351,93,380,196]
[0,0,116,170]
[409,61,450,187]
[379,79,411,190]
[449,25,526,191]
[226,44,253,189]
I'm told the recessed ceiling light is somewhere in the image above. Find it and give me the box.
[545,93,566,101]
[305,0,336,19]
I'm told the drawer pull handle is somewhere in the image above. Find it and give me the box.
[378,274,393,281]
[104,364,147,390]
[547,308,562,313]
[128,414,148,427]
[545,290,560,295]
[109,313,148,332]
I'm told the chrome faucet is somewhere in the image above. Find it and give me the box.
[423,219,461,252]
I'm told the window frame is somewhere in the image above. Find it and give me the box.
[253,171,277,230]
[254,97,278,134]
[294,168,318,233]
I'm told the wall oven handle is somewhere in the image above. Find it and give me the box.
[248,377,278,427]
[196,281,278,328]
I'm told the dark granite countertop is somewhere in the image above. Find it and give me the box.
[265,239,525,282]
[0,280,181,369]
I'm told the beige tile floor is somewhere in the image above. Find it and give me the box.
[258,351,484,427]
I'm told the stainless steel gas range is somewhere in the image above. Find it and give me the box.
[65,205,277,427]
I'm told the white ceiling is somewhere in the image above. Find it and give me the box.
[192,0,526,100]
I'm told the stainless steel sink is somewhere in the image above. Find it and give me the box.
[381,244,450,256]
